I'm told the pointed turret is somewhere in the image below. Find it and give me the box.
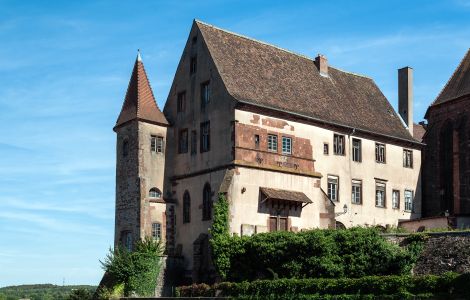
[115,51,168,130]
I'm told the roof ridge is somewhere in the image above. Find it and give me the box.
[194,20,371,80]
[431,48,470,106]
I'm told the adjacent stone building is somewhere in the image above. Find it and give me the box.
[422,49,470,220]
[113,20,423,281]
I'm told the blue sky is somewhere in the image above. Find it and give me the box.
[0,0,469,286]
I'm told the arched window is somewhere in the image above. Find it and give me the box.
[152,222,161,240]
[202,183,212,221]
[183,190,191,223]
[122,139,129,157]
[149,188,162,198]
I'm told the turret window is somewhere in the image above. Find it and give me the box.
[122,140,129,157]
[151,136,164,153]
[149,188,162,198]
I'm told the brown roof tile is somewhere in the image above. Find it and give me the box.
[115,55,168,128]
[196,21,415,143]
[432,48,470,106]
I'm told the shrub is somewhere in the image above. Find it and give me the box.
[210,225,423,282]
[100,238,162,297]
[177,273,470,298]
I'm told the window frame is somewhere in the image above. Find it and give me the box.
[267,134,278,152]
[200,121,210,153]
[151,222,161,240]
[177,91,186,113]
[200,81,210,110]
[282,136,292,155]
[149,188,162,199]
[403,149,413,168]
[404,190,413,212]
[323,143,329,155]
[392,189,400,209]
[351,180,362,204]
[375,181,386,208]
[254,134,260,149]
[352,138,362,162]
[151,135,164,153]
[178,129,188,154]
[333,134,345,155]
[375,143,386,163]
[327,175,339,202]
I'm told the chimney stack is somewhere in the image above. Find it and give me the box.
[315,54,328,77]
[398,67,413,135]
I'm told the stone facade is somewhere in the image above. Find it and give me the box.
[423,95,470,217]
[113,20,423,281]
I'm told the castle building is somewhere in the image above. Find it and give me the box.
[421,49,470,224]
[113,20,423,281]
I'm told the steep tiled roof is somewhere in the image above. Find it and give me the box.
[196,21,416,143]
[413,123,426,142]
[432,49,470,106]
[115,55,168,128]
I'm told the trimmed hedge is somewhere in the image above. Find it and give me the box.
[210,224,424,281]
[177,273,470,298]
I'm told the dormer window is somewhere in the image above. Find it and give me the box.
[149,188,162,198]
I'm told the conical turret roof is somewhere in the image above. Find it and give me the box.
[115,52,168,129]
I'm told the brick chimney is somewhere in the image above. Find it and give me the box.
[398,67,413,135]
[315,54,328,77]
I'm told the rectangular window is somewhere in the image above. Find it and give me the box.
[151,136,164,153]
[254,134,260,149]
[392,190,400,209]
[403,149,413,168]
[404,190,413,212]
[200,121,210,152]
[191,130,197,155]
[152,223,161,240]
[351,180,362,204]
[333,134,345,155]
[267,134,278,152]
[178,129,188,154]
[323,143,329,155]
[282,136,292,154]
[327,175,339,202]
[177,91,186,113]
[375,182,386,207]
[375,143,386,163]
[352,138,362,162]
[190,56,197,74]
[200,81,210,110]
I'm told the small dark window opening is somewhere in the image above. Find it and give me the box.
[178,129,188,154]
[177,92,186,113]
[333,134,345,155]
[202,183,212,221]
[200,121,210,152]
[190,56,197,75]
[191,35,198,45]
[323,143,329,155]
[200,81,210,110]
[183,191,191,223]
[123,140,129,157]
[254,134,260,149]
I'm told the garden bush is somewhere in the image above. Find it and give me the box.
[209,195,425,281]
[99,238,162,297]
[177,273,470,298]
